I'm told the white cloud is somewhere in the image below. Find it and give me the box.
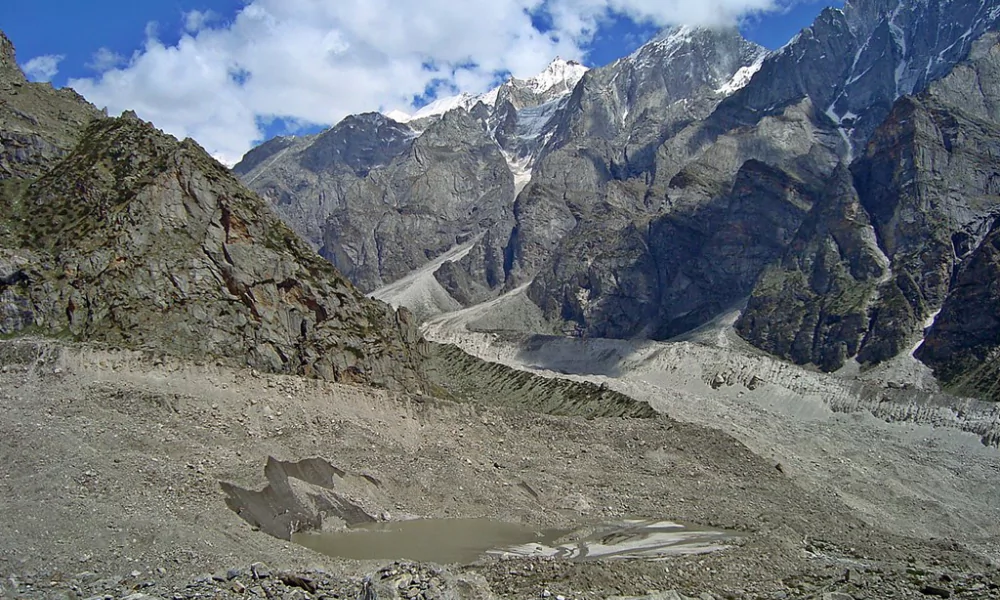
[87,47,125,72]
[22,54,65,82]
[184,9,218,33]
[69,0,787,165]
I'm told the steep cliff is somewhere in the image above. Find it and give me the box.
[739,33,1000,375]
[237,110,514,292]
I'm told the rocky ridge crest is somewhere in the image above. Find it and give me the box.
[0,35,426,391]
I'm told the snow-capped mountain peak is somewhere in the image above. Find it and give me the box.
[384,58,588,124]
[517,57,588,95]
[651,24,697,44]
[388,91,481,123]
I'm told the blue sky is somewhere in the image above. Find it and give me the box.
[2,0,842,163]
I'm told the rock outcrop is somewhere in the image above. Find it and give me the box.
[709,0,1000,153]
[917,222,1000,400]
[737,33,1000,375]
[237,110,514,293]
[0,35,427,391]
[530,160,817,339]
[508,0,1000,390]
[0,32,102,182]
[500,27,768,290]
[735,165,890,371]
[527,0,1000,345]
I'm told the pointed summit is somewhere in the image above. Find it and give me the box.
[614,24,767,104]
[0,29,102,180]
[651,24,698,43]
[383,57,588,124]
[519,57,588,96]
[11,113,426,389]
[0,31,27,85]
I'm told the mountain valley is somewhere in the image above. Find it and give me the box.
[1,1,1000,598]
[237,0,1000,401]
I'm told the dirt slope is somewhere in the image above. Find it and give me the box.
[0,339,998,599]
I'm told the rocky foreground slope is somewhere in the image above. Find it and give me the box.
[0,33,426,390]
[238,0,1000,400]
[2,338,999,600]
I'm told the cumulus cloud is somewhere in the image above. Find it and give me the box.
[87,47,125,72]
[69,0,788,165]
[184,10,218,33]
[22,54,65,82]
[547,0,780,41]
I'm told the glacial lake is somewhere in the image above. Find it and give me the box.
[292,518,737,564]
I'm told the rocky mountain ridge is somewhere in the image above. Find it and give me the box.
[235,26,768,298]
[236,0,1000,401]
[531,0,1000,348]
[386,57,588,125]
[0,32,427,391]
[737,30,1000,390]
[0,35,102,182]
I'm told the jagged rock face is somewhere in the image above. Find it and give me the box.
[231,0,1000,400]
[237,59,589,299]
[490,93,567,168]
[513,30,836,336]
[529,160,817,339]
[230,135,301,177]
[0,33,102,182]
[917,222,1000,400]
[736,33,1000,375]
[498,27,768,290]
[548,26,767,174]
[524,121,839,340]
[236,30,766,306]
[729,12,1000,378]
[299,113,415,177]
[0,33,25,85]
[523,0,1000,375]
[233,114,416,250]
[324,110,514,291]
[0,50,427,390]
[637,0,1000,205]
[735,166,890,372]
[713,0,1000,153]
[910,37,1000,399]
[237,110,514,292]
[852,81,1000,363]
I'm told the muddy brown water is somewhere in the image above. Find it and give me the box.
[293,518,566,564]
[292,518,737,564]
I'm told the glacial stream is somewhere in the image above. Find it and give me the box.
[292,518,737,564]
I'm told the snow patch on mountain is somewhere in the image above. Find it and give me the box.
[717,54,767,95]
[501,151,533,195]
[384,58,587,123]
[384,109,414,123]
[398,92,482,123]
[520,57,588,96]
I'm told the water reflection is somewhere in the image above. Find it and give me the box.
[293,518,737,564]
[490,519,734,561]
